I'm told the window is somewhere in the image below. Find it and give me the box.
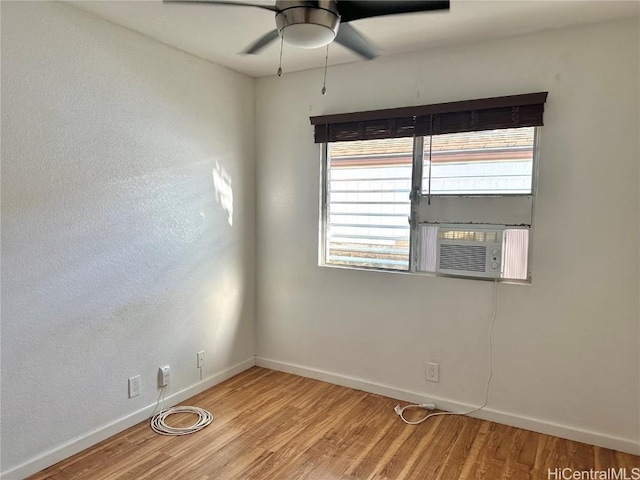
[313,93,548,282]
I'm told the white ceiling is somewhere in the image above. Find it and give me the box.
[69,0,639,78]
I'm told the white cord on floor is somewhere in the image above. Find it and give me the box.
[150,386,214,436]
[395,279,499,425]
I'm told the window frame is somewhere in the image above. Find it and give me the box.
[319,127,541,283]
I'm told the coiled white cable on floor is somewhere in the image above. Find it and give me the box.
[151,406,213,435]
[150,386,213,436]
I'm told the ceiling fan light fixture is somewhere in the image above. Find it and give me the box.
[280,23,336,49]
[275,1,340,49]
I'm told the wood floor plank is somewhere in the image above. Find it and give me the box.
[457,421,493,480]
[28,367,640,480]
[245,390,369,479]
[398,418,455,479]
[343,411,414,479]
[270,396,380,480]
[435,416,484,480]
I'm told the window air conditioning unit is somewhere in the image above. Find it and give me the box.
[436,225,504,279]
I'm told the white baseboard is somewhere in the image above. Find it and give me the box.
[2,357,256,480]
[255,356,640,456]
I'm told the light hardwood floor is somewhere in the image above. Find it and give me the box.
[30,367,639,479]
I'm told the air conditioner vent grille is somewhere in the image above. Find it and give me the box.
[435,225,504,279]
[439,245,487,272]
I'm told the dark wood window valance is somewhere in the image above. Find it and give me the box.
[310,92,548,143]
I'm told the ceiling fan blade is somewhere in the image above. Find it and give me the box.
[338,1,449,23]
[334,23,378,60]
[162,0,278,13]
[243,29,280,54]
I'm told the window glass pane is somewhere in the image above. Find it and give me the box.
[422,127,535,195]
[327,138,413,270]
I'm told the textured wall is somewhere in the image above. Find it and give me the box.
[255,19,639,450]
[1,1,255,472]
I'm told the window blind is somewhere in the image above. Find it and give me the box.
[310,92,548,143]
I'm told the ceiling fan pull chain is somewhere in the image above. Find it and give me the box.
[321,44,329,95]
[277,29,284,77]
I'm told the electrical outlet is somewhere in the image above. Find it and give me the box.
[128,375,140,398]
[158,365,170,387]
[197,351,205,368]
[426,362,439,383]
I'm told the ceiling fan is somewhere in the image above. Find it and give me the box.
[163,0,451,60]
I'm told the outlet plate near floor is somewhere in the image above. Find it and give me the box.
[158,365,170,387]
[197,351,205,368]
[426,362,439,382]
[128,375,141,398]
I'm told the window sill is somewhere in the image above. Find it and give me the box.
[318,262,531,285]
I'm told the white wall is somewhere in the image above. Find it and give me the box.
[2,3,638,475]
[255,18,640,453]
[1,1,255,475]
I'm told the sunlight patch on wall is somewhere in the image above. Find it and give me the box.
[212,162,233,226]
